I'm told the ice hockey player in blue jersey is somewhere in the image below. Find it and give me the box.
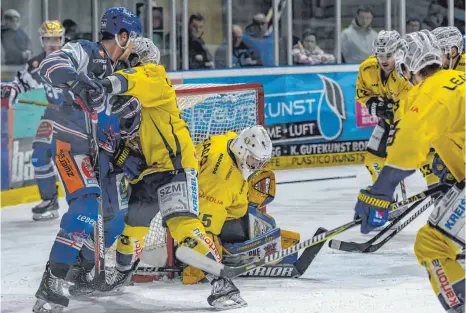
[32,7,142,313]
[1,20,65,221]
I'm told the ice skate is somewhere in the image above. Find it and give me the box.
[32,196,59,221]
[97,260,139,293]
[207,277,247,311]
[33,262,70,313]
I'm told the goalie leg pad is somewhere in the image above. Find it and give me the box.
[414,224,465,311]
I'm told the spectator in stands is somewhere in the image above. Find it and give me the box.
[422,1,446,31]
[406,16,422,33]
[341,5,377,64]
[188,13,214,69]
[242,13,274,66]
[292,30,336,65]
[215,24,258,68]
[1,9,32,65]
[63,19,78,43]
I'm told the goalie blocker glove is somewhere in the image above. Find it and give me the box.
[365,97,394,121]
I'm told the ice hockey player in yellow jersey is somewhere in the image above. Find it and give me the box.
[432,26,465,72]
[353,31,464,312]
[99,37,253,310]
[356,30,412,183]
[183,130,299,285]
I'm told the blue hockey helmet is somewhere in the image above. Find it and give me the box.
[100,7,142,39]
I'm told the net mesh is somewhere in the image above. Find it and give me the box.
[107,83,263,275]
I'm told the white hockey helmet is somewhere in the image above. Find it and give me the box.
[229,125,273,180]
[372,30,401,58]
[129,37,161,66]
[432,26,463,56]
[395,31,442,79]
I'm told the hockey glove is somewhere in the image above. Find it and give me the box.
[366,97,394,121]
[355,187,392,234]
[113,142,147,180]
[69,72,106,112]
[432,153,456,186]
[1,83,23,108]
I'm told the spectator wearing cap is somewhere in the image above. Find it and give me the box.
[242,13,274,66]
[422,1,446,31]
[215,24,258,68]
[341,6,378,63]
[1,9,32,65]
[188,13,214,69]
[406,16,422,33]
[293,30,336,65]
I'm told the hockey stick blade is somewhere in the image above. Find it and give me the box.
[328,184,447,253]
[329,198,430,253]
[293,227,327,276]
[176,221,359,279]
[363,197,434,253]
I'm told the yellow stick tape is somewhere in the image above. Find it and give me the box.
[1,185,65,208]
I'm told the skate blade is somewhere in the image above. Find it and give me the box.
[33,211,59,221]
[212,294,248,311]
[33,299,65,313]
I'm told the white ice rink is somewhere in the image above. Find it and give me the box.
[1,165,444,313]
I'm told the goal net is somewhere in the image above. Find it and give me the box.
[123,83,265,281]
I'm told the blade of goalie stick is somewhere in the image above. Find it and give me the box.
[328,183,448,253]
[176,220,359,279]
[293,227,328,276]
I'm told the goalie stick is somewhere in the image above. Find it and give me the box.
[175,185,446,279]
[131,227,328,279]
[328,183,448,253]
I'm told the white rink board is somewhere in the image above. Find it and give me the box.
[1,165,444,313]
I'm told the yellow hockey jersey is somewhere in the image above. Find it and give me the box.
[452,53,465,72]
[386,70,465,181]
[113,64,198,179]
[195,132,248,235]
[356,56,412,121]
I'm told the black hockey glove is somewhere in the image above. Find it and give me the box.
[69,72,106,112]
[113,141,147,180]
[366,97,394,121]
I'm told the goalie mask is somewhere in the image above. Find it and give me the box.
[395,31,442,85]
[39,20,65,54]
[432,26,463,69]
[127,37,161,67]
[229,125,273,180]
[248,169,276,209]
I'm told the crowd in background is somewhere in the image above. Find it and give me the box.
[1,0,465,69]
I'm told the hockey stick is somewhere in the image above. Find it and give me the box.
[277,175,356,185]
[176,219,358,279]
[17,99,58,109]
[176,185,447,279]
[328,184,448,253]
[132,227,328,279]
[400,179,407,200]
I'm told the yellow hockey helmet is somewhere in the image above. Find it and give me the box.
[38,20,65,46]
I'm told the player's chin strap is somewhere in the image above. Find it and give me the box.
[116,32,138,61]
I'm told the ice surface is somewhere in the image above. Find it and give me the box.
[1,165,444,312]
